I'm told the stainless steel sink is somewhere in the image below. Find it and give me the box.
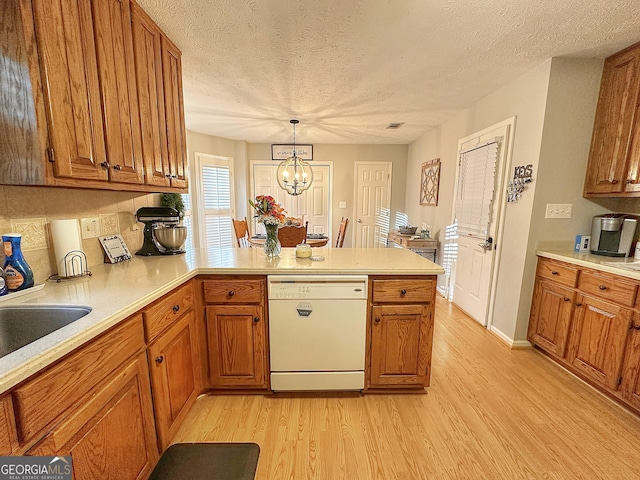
[0,305,92,359]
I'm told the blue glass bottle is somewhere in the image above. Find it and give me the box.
[3,234,34,291]
[0,267,7,296]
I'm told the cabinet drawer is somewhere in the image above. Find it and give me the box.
[203,279,264,304]
[578,270,637,307]
[13,315,145,443]
[537,258,578,287]
[372,279,434,303]
[142,281,194,342]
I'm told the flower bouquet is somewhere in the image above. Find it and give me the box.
[249,195,286,257]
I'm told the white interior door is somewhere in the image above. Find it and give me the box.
[452,120,513,326]
[251,162,331,236]
[354,162,392,248]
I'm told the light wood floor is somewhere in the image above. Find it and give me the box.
[173,297,640,479]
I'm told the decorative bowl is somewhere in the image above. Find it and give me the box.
[154,225,187,250]
[398,225,417,235]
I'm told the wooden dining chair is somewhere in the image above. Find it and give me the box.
[232,217,250,248]
[335,217,349,248]
[278,221,308,247]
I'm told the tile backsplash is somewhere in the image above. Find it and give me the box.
[0,186,160,283]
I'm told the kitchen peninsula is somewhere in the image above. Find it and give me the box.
[0,247,443,468]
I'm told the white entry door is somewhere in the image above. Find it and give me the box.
[452,119,514,327]
[251,163,331,236]
[354,162,392,248]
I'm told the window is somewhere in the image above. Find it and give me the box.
[191,153,235,249]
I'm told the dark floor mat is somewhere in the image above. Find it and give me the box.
[149,442,260,480]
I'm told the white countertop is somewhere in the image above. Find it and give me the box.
[537,249,640,281]
[0,247,443,394]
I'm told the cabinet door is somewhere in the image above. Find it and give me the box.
[567,294,632,390]
[32,0,108,181]
[206,305,267,388]
[528,279,576,358]
[93,0,144,184]
[28,354,158,480]
[370,304,433,387]
[161,37,188,189]
[585,45,640,194]
[621,315,640,409]
[131,2,170,188]
[148,311,201,450]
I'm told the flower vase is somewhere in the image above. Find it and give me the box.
[264,224,281,257]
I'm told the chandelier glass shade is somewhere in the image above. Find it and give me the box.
[276,120,313,196]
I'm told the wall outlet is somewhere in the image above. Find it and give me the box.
[80,217,100,239]
[545,203,572,219]
[339,201,347,209]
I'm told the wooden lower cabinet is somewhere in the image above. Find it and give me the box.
[621,314,640,409]
[28,353,158,480]
[148,311,201,450]
[369,304,433,387]
[206,304,267,388]
[0,397,18,455]
[567,294,632,390]
[528,279,575,358]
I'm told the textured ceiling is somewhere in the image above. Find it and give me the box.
[138,0,640,144]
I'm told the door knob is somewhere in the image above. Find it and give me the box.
[357,219,362,223]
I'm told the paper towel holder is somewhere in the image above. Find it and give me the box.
[49,250,92,282]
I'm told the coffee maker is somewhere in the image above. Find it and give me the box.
[135,207,186,256]
[590,214,639,257]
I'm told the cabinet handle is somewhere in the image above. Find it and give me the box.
[172,174,178,179]
[375,317,381,323]
[165,174,172,178]
[99,161,110,169]
[400,289,407,295]
[611,179,619,184]
[155,355,164,364]
[563,297,570,302]
[253,316,260,323]
[551,271,559,275]
[626,179,635,184]
[228,290,235,297]
[632,324,640,331]
[576,303,583,307]
[172,304,180,313]
[112,164,122,170]
[598,285,607,290]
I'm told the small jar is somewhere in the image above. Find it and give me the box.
[295,243,312,258]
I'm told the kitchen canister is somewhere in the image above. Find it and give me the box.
[2,234,34,291]
[51,219,87,277]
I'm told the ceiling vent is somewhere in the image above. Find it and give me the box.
[386,122,405,130]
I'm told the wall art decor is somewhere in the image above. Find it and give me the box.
[420,158,441,206]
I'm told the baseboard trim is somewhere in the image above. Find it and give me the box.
[489,326,533,349]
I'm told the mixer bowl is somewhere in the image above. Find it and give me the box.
[154,225,187,250]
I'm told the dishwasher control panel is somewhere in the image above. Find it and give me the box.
[268,275,368,300]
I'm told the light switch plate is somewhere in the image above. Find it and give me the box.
[80,217,100,239]
[545,203,572,219]
[339,201,347,209]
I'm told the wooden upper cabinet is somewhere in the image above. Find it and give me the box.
[585,43,640,196]
[93,0,144,184]
[131,2,170,188]
[32,0,108,181]
[162,37,189,189]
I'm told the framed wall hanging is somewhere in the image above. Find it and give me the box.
[420,158,441,206]
[271,144,313,160]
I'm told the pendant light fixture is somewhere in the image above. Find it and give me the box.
[277,119,313,196]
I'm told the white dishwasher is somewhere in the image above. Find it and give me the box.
[268,275,368,391]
